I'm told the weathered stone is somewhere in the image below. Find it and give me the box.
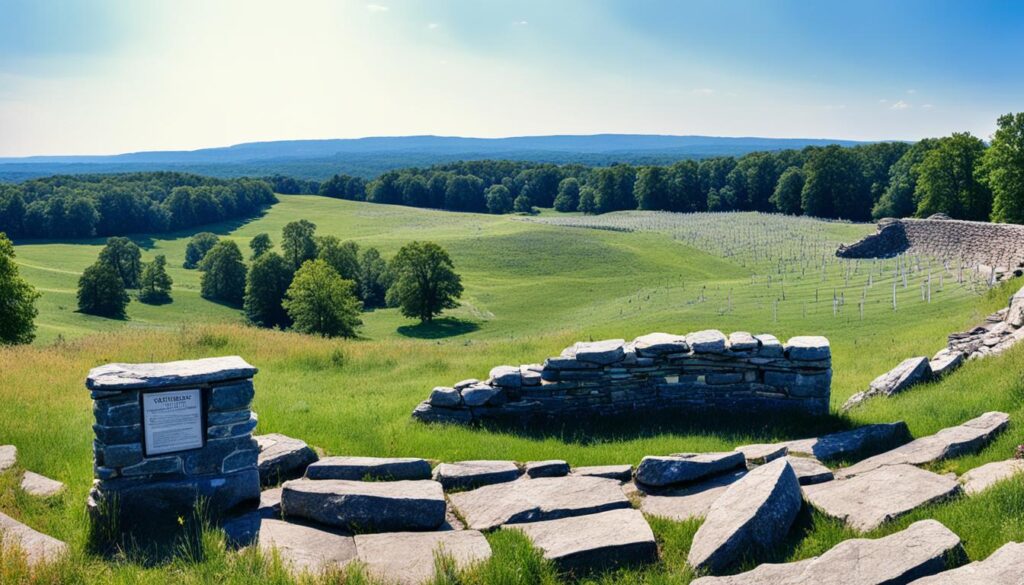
[489,365,522,388]
[260,487,283,517]
[728,331,758,351]
[692,519,962,585]
[782,422,912,462]
[0,445,16,472]
[120,455,183,477]
[461,384,503,407]
[687,458,802,574]
[454,378,479,390]
[258,518,357,574]
[209,382,255,411]
[432,460,520,491]
[632,332,689,356]
[411,402,474,424]
[572,464,633,482]
[101,443,144,467]
[910,540,1024,584]
[572,339,626,364]
[804,464,961,531]
[355,530,492,585]
[282,478,446,532]
[93,423,141,445]
[735,444,788,465]
[525,460,570,478]
[508,508,657,573]
[635,452,745,488]
[208,413,259,440]
[638,469,746,521]
[785,336,831,361]
[21,471,64,497]
[755,334,784,357]
[837,412,1010,478]
[306,456,432,481]
[959,459,1024,495]
[844,357,931,410]
[255,433,318,486]
[86,356,257,390]
[929,349,965,378]
[0,511,68,566]
[520,365,542,386]
[428,386,461,407]
[208,408,252,426]
[785,456,833,485]
[449,475,631,531]
[688,330,727,353]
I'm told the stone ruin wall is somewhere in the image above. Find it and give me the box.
[837,217,1024,275]
[413,331,832,425]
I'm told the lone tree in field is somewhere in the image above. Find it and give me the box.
[387,241,463,324]
[282,220,318,271]
[249,233,273,260]
[244,251,293,328]
[78,261,130,318]
[200,240,247,305]
[0,233,41,344]
[138,255,173,304]
[184,232,219,269]
[283,259,362,337]
[98,237,143,288]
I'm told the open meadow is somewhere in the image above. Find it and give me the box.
[3,196,1024,584]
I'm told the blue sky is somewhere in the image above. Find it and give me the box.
[1,0,1022,156]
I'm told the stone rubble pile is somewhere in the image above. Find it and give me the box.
[413,331,832,425]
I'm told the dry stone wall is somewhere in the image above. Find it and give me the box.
[412,331,831,425]
[837,217,1024,276]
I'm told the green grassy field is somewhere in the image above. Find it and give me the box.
[2,196,1023,584]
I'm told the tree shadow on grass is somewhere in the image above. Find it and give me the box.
[397,317,480,339]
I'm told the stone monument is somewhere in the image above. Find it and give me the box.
[86,356,260,548]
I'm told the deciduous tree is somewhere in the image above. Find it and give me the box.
[98,237,143,288]
[200,241,247,305]
[184,232,219,269]
[386,241,463,324]
[0,233,40,344]
[283,259,362,337]
[983,113,1024,223]
[281,220,317,271]
[78,261,129,318]
[244,252,292,328]
[138,255,173,304]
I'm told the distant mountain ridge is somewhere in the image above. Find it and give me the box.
[0,134,872,182]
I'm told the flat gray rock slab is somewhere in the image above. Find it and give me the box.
[844,357,931,410]
[260,487,283,517]
[508,508,657,573]
[959,459,1024,495]
[688,329,727,353]
[784,336,831,360]
[910,541,1024,584]
[525,460,569,478]
[355,530,492,585]
[21,471,64,498]
[449,475,631,531]
[571,339,626,364]
[306,456,431,481]
[632,332,689,356]
[638,469,746,521]
[929,349,965,378]
[692,519,962,585]
[785,456,833,485]
[256,433,319,486]
[0,511,68,566]
[635,452,745,488]
[687,458,803,574]
[572,464,633,482]
[735,444,788,465]
[258,518,357,574]
[0,445,16,472]
[781,422,911,462]
[87,355,256,390]
[837,412,1010,478]
[804,464,961,531]
[432,460,521,491]
[281,479,446,532]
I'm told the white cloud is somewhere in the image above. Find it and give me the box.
[512,20,528,26]
[890,100,910,110]
[366,4,389,12]
[427,22,439,29]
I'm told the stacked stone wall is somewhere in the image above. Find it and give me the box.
[413,331,831,425]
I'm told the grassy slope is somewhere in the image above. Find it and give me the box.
[3,197,1023,583]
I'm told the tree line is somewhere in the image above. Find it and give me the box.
[310,113,1024,224]
[0,172,277,239]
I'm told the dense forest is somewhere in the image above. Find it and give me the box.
[310,113,1024,224]
[0,172,276,239]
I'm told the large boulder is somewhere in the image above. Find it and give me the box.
[910,541,1024,584]
[306,456,432,481]
[686,458,802,574]
[432,460,521,491]
[638,469,746,521]
[449,475,631,531]
[635,452,745,488]
[779,421,911,462]
[354,530,492,585]
[508,508,657,573]
[837,412,1010,478]
[959,459,1024,495]
[0,511,68,566]
[281,479,446,532]
[258,518,357,574]
[692,519,962,585]
[255,433,318,486]
[843,357,930,410]
[804,464,961,531]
